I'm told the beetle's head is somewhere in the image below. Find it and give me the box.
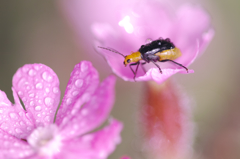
[123,56,132,66]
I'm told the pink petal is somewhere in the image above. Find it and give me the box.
[59,75,116,139]
[141,81,194,158]
[55,119,122,159]
[136,68,194,84]
[0,89,35,139]
[12,64,60,127]
[55,61,99,127]
[0,129,35,158]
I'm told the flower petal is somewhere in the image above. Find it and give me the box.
[132,68,193,83]
[56,119,122,159]
[0,89,34,139]
[12,64,61,127]
[0,129,35,158]
[59,75,116,139]
[55,61,99,127]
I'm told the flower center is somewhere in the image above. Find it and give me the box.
[27,124,62,157]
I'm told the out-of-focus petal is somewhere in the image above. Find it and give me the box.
[55,61,99,127]
[55,119,122,159]
[0,89,34,139]
[12,64,60,127]
[141,81,194,159]
[59,75,116,139]
[0,129,35,159]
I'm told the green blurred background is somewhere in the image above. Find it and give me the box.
[0,0,240,158]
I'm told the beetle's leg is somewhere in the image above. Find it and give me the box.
[140,62,147,73]
[151,61,162,74]
[161,60,188,73]
[129,62,140,81]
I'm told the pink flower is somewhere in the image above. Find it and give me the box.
[0,61,122,159]
[91,1,214,83]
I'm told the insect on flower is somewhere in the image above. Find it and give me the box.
[98,38,189,81]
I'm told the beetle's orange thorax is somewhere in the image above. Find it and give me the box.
[155,47,182,61]
[124,51,142,66]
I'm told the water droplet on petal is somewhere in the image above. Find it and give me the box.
[45,88,50,93]
[22,66,29,73]
[15,128,22,134]
[44,116,50,122]
[66,98,72,105]
[35,106,42,111]
[20,121,25,126]
[36,83,43,89]
[9,113,18,119]
[44,97,54,107]
[42,71,53,82]
[18,91,23,97]
[75,79,83,88]
[28,69,36,76]
[37,114,41,118]
[29,93,34,97]
[72,91,79,96]
[53,87,59,94]
[30,101,34,106]
[81,63,88,72]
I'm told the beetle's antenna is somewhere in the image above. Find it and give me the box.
[98,46,125,58]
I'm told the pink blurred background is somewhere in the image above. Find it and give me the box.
[0,0,240,158]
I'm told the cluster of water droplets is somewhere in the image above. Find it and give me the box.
[0,129,34,158]
[55,62,99,127]
[12,64,60,127]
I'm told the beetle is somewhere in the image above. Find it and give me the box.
[98,38,188,81]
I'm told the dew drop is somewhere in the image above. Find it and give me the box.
[53,87,59,94]
[75,79,83,88]
[9,113,18,119]
[72,91,79,96]
[42,71,53,82]
[15,128,22,134]
[34,65,40,70]
[0,109,3,113]
[44,116,50,122]
[36,83,43,89]
[35,106,42,111]
[22,66,29,73]
[30,101,34,106]
[44,97,54,107]
[81,63,88,72]
[37,114,41,118]
[29,93,34,97]
[18,91,23,97]
[20,121,25,126]
[28,69,36,76]
[45,88,50,93]
[66,98,72,105]
[22,97,27,102]
[38,100,42,104]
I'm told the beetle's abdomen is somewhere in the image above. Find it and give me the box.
[156,47,182,61]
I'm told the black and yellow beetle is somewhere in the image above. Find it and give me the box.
[99,38,188,80]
